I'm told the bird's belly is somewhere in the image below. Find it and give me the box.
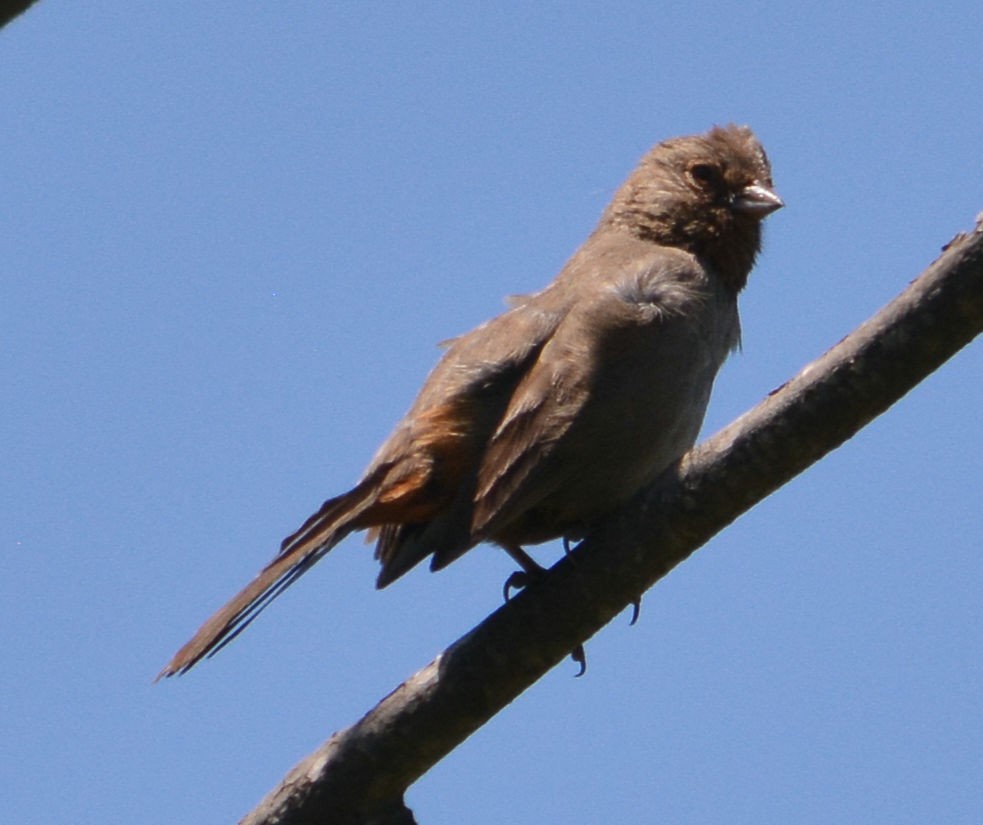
[499,353,719,546]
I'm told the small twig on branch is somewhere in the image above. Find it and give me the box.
[240,218,983,825]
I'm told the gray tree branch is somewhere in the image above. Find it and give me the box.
[239,217,983,825]
[0,0,40,32]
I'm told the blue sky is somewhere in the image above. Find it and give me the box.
[3,4,982,824]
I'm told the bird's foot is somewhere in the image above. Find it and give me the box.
[501,544,587,676]
[556,538,641,628]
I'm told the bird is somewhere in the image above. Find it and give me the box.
[158,124,783,678]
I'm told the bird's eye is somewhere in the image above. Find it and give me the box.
[689,163,719,187]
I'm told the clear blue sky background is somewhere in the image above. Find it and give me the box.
[3,4,981,824]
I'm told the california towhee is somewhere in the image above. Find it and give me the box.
[159,124,782,678]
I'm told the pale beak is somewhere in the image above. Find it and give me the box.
[732,183,784,217]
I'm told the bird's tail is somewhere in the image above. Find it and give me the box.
[156,476,381,679]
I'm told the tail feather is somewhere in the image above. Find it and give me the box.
[156,479,380,679]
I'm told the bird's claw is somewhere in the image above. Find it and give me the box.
[629,597,641,626]
[571,644,587,677]
[503,570,531,601]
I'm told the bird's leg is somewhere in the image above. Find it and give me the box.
[501,544,587,676]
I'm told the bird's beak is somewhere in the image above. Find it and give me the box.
[732,183,784,217]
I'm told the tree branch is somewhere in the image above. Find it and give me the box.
[240,217,983,825]
[0,0,40,33]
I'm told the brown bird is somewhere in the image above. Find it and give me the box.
[158,124,782,678]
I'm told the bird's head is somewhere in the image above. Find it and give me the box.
[605,124,783,290]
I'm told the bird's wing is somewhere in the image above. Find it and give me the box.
[469,310,600,538]
[366,286,572,582]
